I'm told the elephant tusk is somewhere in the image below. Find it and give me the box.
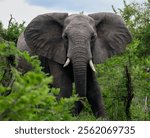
[63,58,70,67]
[89,60,96,72]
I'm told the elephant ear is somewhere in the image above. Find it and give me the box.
[88,12,132,64]
[24,13,68,64]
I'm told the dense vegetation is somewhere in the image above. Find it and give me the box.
[0,0,149,120]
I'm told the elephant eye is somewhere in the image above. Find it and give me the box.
[62,33,68,40]
[91,33,97,42]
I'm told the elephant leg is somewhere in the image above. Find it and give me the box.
[87,66,105,118]
[72,100,84,116]
[48,61,73,99]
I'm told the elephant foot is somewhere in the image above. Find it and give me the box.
[72,101,84,116]
[92,107,106,119]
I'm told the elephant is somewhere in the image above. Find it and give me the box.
[17,12,132,118]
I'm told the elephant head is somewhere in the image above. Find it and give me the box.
[24,12,131,100]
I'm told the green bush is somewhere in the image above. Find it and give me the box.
[0,42,77,121]
[96,40,150,120]
[0,15,25,44]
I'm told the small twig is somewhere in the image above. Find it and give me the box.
[8,14,16,29]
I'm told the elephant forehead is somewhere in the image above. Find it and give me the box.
[65,23,95,37]
[64,14,95,26]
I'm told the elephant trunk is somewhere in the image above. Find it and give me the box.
[73,63,87,97]
[72,47,88,97]
[71,46,88,115]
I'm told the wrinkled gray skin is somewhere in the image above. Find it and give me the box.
[17,12,132,118]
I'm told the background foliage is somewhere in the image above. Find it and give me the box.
[0,0,149,120]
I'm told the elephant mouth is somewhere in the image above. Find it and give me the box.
[63,57,96,72]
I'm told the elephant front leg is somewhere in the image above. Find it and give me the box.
[48,62,73,99]
[87,67,105,118]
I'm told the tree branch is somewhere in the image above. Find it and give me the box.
[124,65,134,120]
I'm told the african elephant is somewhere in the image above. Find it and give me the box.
[17,12,132,118]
